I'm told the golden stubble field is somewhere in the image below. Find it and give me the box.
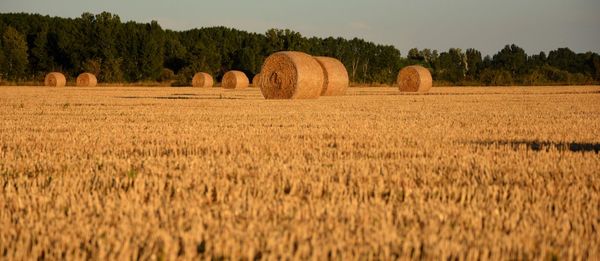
[0,86,599,260]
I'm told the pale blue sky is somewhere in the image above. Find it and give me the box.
[1,0,599,56]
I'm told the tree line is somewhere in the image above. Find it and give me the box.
[1,12,599,86]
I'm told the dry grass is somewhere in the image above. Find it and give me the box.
[0,86,599,260]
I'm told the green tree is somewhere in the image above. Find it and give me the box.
[465,48,482,80]
[527,51,547,69]
[265,29,285,53]
[420,49,435,66]
[1,26,29,80]
[102,58,123,83]
[234,47,259,75]
[539,64,569,83]
[138,21,165,80]
[480,69,513,86]
[492,44,528,82]
[578,52,597,77]
[281,29,307,51]
[434,48,466,84]
[523,69,547,86]
[547,48,579,73]
[2,12,598,86]
[163,33,187,73]
[371,45,402,84]
[81,58,101,76]
[187,41,221,75]
[407,48,423,62]
[0,42,5,81]
[593,54,600,81]
[88,12,123,82]
[95,12,120,63]
[482,55,492,70]
[29,25,54,76]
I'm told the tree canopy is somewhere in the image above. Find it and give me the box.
[0,12,597,86]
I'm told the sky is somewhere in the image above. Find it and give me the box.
[1,0,599,56]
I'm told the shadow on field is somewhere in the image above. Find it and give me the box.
[471,140,600,153]
[115,95,242,100]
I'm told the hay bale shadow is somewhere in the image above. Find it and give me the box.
[470,140,600,153]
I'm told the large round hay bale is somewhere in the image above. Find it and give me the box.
[192,72,214,88]
[252,73,262,88]
[314,56,349,96]
[76,73,97,87]
[397,65,432,92]
[44,72,66,87]
[259,51,324,99]
[221,71,249,89]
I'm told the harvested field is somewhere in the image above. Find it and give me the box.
[0,85,599,260]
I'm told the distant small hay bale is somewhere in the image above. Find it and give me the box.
[314,56,349,96]
[192,72,214,88]
[259,51,324,99]
[44,72,66,87]
[222,71,249,89]
[76,73,97,87]
[397,65,432,92]
[252,73,262,87]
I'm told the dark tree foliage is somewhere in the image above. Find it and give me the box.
[492,44,528,80]
[0,12,598,86]
[1,26,29,81]
[465,48,482,81]
[433,48,467,83]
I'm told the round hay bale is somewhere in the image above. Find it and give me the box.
[76,73,97,87]
[222,71,249,89]
[44,72,66,87]
[259,51,324,99]
[192,72,214,88]
[397,65,432,92]
[314,56,349,96]
[252,73,262,87]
